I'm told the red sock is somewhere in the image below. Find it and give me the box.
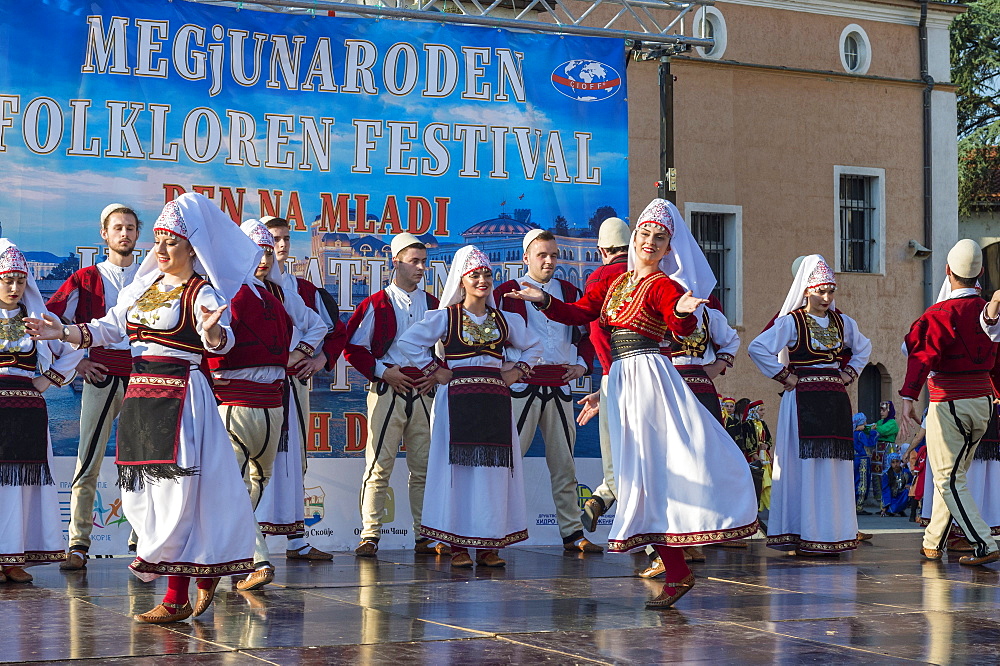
[653,545,691,585]
[162,575,190,606]
[196,577,215,590]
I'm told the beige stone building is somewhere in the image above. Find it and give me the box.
[623,0,965,421]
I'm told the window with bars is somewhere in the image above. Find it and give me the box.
[839,174,877,273]
[690,211,727,307]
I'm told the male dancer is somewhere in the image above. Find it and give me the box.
[496,229,599,553]
[345,233,447,557]
[206,221,294,594]
[47,204,140,570]
[262,216,346,560]
[901,239,1000,566]
[571,218,630,533]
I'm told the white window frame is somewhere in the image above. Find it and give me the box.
[834,165,886,276]
[692,7,728,60]
[683,202,743,326]
[839,24,872,75]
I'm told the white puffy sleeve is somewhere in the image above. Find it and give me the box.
[502,312,543,368]
[398,309,449,374]
[748,315,797,381]
[708,308,740,366]
[841,314,872,379]
[195,285,235,355]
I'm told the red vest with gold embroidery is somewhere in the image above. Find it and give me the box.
[207,284,291,371]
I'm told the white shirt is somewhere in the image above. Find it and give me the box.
[348,282,431,377]
[668,305,740,367]
[59,260,141,351]
[507,275,585,368]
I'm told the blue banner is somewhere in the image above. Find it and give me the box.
[0,0,628,460]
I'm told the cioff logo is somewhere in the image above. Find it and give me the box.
[551,60,622,102]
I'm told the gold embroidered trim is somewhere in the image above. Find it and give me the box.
[129,556,254,577]
[0,551,66,564]
[78,324,93,349]
[260,521,305,536]
[0,389,40,398]
[130,375,187,387]
[449,376,506,387]
[798,374,843,385]
[765,533,858,552]
[294,341,315,356]
[42,369,65,386]
[420,526,529,549]
[607,520,760,552]
[683,376,714,386]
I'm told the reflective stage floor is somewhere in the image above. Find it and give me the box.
[3,529,1000,664]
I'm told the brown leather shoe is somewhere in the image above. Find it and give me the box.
[959,550,1000,566]
[0,569,6,583]
[451,551,474,568]
[921,547,943,561]
[134,602,193,623]
[354,540,378,558]
[564,538,603,553]
[684,546,706,563]
[2,566,32,583]
[434,541,452,555]
[857,531,873,541]
[286,546,333,560]
[236,566,274,591]
[581,497,606,532]
[475,550,506,567]
[947,536,975,552]
[635,557,665,579]
[715,539,749,548]
[646,573,696,609]
[59,551,87,571]
[192,578,220,617]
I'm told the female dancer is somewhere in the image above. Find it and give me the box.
[397,246,542,568]
[28,193,261,622]
[510,199,759,608]
[0,239,82,584]
[747,255,871,555]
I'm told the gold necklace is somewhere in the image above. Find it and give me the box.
[806,313,841,350]
[461,308,500,345]
[0,311,26,343]
[134,281,185,326]
[604,272,640,320]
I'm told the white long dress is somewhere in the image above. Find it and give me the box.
[0,307,81,567]
[748,311,871,552]
[398,308,542,548]
[606,344,759,552]
[82,279,257,580]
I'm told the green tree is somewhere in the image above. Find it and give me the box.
[588,206,618,236]
[953,0,1000,215]
[554,214,569,235]
[44,253,78,281]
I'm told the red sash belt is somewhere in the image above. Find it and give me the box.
[89,348,132,377]
[524,364,568,387]
[213,379,283,408]
[399,366,424,381]
[928,372,994,402]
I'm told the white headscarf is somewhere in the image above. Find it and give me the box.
[241,219,280,287]
[777,254,836,320]
[437,245,495,309]
[627,199,718,317]
[117,193,262,307]
[0,238,56,371]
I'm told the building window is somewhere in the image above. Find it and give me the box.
[834,166,885,275]
[685,203,743,325]
[693,7,727,60]
[839,24,871,75]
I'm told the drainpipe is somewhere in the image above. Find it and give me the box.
[920,0,934,307]
[659,57,676,204]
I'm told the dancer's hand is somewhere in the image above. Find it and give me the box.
[432,367,453,387]
[382,365,415,392]
[25,314,63,340]
[899,399,919,440]
[781,374,798,392]
[294,352,326,380]
[76,358,108,383]
[577,391,600,426]
[561,364,587,381]
[32,376,52,393]
[504,283,546,303]
[675,291,708,315]
[200,304,228,348]
[703,360,728,380]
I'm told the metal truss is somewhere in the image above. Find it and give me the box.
[190,0,715,53]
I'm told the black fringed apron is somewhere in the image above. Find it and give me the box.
[794,367,853,459]
[977,406,1000,461]
[448,366,513,468]
[0,374,52,486]
[442,304,514,468]
[116,356,198,491]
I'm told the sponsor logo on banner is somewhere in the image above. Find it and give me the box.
[551,60,622,102]
[304,485,326,526]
